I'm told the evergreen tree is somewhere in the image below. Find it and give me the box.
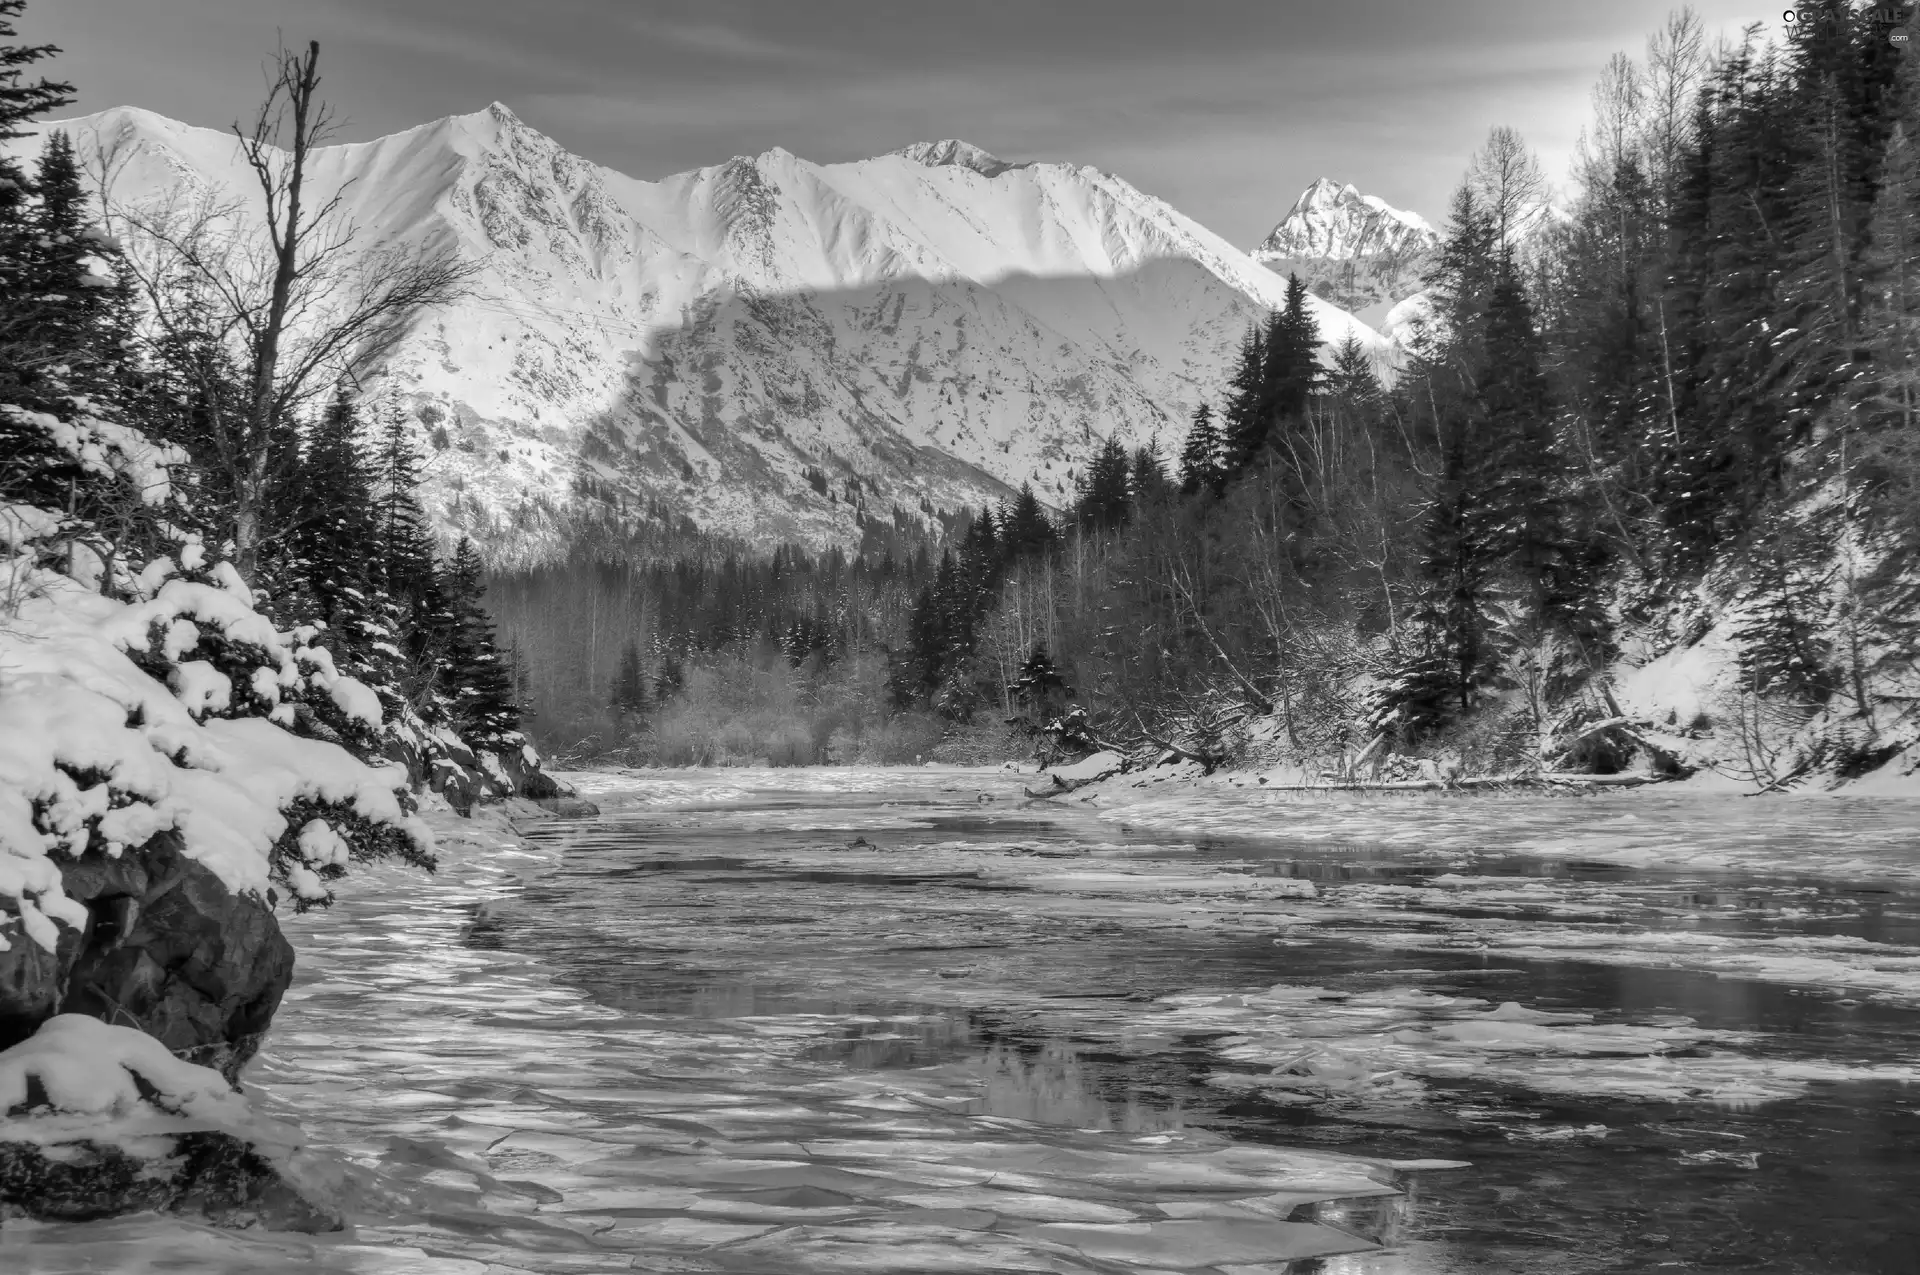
[1863,119,1920,429]
[1216,324,1266,474]
[289,387,410,709]
[1074,435,1133,531]
[371,396,453,715]
[1733,540,1834,701]
[1478,258,1576,628]
[1013,644,1069,716]
[611,640,650,715]
[1129,439,1174,506]
[1179,402,1226,496]
[1424,185,1501,373]
[1227,274,1321,475]
[0,0,74,395]
[1262,272,1324,423]
[1380,426,1503,736]
[440,536,522,744]
[1001,484,1056,559]
[1328,334,1381,408]
[24,130,124,391]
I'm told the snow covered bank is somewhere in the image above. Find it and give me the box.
[1,396,446,1221]
[0,1016,338,1231]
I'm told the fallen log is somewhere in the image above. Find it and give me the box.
[1254,770,1680,794]
[1536,771,1683,788]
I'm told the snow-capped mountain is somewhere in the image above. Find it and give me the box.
[20,104,1388,561]
[1253,178,1437,324]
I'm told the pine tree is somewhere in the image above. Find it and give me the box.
[371,396,453,716]
[1425,185,1501,373]
[25,130,123,391]
[0,0,74,395]
[1263,272,1324,423]
[1001,484,1056,559]
[1379,425,1502,736]
[287,387,412,712]
[1328,334,1381,409]
[1013,644,1069,716]
[1074,435,1133,531]
[1179,402,1226,496]
[1478,258,1577,629]
[611,640,650,715]
[1217,324,1267,474]
[1129,439,1174,506]
[1227,275,1321,476]
[440,536,522,744]
[1733,541,1834,702]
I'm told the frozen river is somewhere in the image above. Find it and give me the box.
[7,768,1920,1273]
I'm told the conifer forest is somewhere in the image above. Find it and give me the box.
[493,9,1920,790]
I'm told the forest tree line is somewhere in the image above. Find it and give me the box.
[2,14,525,781]
[497,3,1920,781]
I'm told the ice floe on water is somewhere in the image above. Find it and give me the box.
[1086,784,1920,881]
[1154,985,1920,1108]
[9,769,1920,1272]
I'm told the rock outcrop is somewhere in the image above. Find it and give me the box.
[0,831,293,1085]
[0,1016,339,1231]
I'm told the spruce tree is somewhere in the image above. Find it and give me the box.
[1227,275,1321,476]
[291,387,410,712]
[371,397,453,716]
[1328,334,1381,408]
[1264,274,1324,423]
[1478,258,1575,629]
[1179,402,1226,496]
[440,536,522,745]
[0,0,73,395]
[1425,185,1501,372]
[1013,644,1069,717]
[25,130,122,391]
[1074,435,1133,531]
[1001,484,1056,559]
[1380,425,1502,736]
[1733,541,1833,702]
[611,640,650,715]
[1217,324,1267,474]
[1129,439,1173,506]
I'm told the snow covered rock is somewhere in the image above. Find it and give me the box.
[0,1016,339,1231]
[1,399,435,1084]
[0,828,296,1083]
[1029,750,1128,796]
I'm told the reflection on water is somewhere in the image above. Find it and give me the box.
[4,770,1919,1274]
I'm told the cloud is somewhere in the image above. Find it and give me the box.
[632,20,834,64]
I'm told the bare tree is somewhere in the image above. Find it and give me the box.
[1467,125,1549,252]
[102,41,472,581]
[1644,7,1706,212]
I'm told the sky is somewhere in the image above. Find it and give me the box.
[29,0,1780,245]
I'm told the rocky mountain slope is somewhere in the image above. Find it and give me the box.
[1252,178,1437,330]
[25,105,1392,561]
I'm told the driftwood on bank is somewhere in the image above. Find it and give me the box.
[1252,770,1681,794]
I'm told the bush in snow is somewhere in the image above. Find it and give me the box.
[2,394,434,981]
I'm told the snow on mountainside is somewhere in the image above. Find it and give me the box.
[20,105,1388,562]
[1253,178,1438,325]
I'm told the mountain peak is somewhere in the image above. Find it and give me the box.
[1255,180,1435,264]
[892,139,1020,178]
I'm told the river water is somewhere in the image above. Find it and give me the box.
[6,768,1920,1274]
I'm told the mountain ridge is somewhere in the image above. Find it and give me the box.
[19,103,1400,562]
